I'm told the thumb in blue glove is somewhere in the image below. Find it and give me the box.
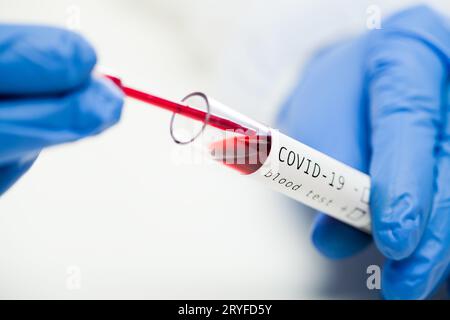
[278,5,450,299]
[0,24,124,195]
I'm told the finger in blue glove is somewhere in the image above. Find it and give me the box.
[0,25,124,195]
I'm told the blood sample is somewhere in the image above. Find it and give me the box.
[106,74,372,233]
[209,135,272,175]
[105,75,252,134]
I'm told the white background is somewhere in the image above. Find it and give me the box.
[0,0,448,299]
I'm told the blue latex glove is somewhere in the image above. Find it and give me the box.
[0,24,123,195]
[277,5,450,299]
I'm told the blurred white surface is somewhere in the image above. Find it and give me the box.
[0,0,448,299]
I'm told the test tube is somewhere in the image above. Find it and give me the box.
[173,92,372,233]
[107,76,372,233]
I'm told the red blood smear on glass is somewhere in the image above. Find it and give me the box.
[209,135,272,175]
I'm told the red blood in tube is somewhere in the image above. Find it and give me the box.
[209,135,272,175]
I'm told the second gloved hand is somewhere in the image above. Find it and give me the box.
[278,5,450,299]
[0,24,124,195]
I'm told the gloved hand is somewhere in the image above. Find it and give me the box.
[0,24,123,195]
[277,5,450,299]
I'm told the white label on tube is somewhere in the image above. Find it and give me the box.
[250,131,371,233]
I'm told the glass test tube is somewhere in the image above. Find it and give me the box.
[173,92,372,233]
